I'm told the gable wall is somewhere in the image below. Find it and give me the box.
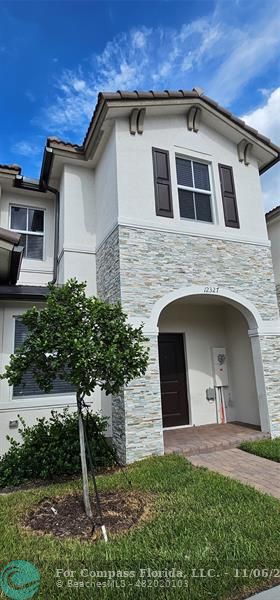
[115,114,268,245]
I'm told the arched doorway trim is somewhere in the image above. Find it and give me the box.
[145,285,263,333]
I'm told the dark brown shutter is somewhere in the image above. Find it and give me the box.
[152,147,173,218]
[219,164,240,228]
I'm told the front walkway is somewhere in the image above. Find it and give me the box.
[164,422,269,456]
[189,448,280,499]
[247,585,280,599]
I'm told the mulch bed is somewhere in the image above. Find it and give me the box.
[24,490,153,541]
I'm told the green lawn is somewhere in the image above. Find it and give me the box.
[0,454,279,600]
[240,438,280,463]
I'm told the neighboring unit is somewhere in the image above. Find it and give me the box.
[266,205,280,310]
[0,89,280,461]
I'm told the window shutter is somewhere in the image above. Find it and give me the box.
[219,164,240,228]
[152,148,173,218]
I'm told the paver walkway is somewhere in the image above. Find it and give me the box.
[164,423,270,456]
[189,448,280,499]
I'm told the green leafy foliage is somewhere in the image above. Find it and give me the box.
[0,409,113,487]
[0,278,149,397]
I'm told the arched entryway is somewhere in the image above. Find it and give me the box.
[158,296,260,429]
[144,286,271,442]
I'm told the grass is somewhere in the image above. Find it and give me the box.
[0,454,279,600]
[240,438,280,463]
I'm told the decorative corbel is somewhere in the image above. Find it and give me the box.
[137,108,146,134]
[129,109,138,135]
[129,108,146,135]
[237,139,253,166]
[187,106,202,132]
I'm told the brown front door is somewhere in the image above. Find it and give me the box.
[158,333,189,428]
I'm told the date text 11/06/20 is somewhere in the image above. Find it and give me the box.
[204,287,219,294]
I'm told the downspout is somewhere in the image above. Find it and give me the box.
[44,183,59,284]
[40,146,59,284]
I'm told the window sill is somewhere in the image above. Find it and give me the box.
[0,395,77,412]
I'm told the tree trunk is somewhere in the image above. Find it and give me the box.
[77,393,93,519]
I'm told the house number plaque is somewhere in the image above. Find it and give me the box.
[204,286,219,294]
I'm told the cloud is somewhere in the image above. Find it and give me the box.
[11,140,41,157]
[207,14,280,105]
[39,0,280,144]
[25,90,36,103]
[243,88,280,142]
[40,20,225,138]
[243,88,280,211]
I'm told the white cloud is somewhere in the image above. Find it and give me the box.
[207,16,280,105]
[12,140,41,157]
[72,79,86,92]
[243,88,280,143]
[243,88,280,211]
[39,1,280,147]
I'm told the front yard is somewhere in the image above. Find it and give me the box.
[0,454,279,600]
[240,438,280,463]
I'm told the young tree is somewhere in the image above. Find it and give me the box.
[1,279,149,518]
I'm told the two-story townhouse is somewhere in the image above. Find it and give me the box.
[1,88,280,463]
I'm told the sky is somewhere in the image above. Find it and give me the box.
[0,0,279,210]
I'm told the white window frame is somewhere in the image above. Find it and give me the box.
[9,204,46,261]
[176,155,215,224]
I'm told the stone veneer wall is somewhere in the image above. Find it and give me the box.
[96,228,125,460]
[276,285,280,312]
[97,225,280,461]
[260,336,280,437]
[96,228,164,463]
[118,226,279,322]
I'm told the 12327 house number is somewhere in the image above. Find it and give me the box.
[204,286,219,294]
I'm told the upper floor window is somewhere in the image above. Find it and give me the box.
[10,206,44,260]
[176,157,213,223]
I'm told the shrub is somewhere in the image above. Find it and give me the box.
[0,409,113,488]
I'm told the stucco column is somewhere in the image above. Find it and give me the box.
[112,333,164,464]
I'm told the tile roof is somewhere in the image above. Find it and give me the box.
[80,89,280,152]
[265,205,280,220]
[45,89,280,155]
[0,163,21,174]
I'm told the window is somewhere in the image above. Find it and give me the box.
[10,206,44,260]
[176,157,213,223]
[13,319,75,397]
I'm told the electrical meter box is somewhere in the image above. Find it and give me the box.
[212,347,228,387]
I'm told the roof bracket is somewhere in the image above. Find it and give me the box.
[187,106,202,132]
[137,108,146,134]
[129,108,146,135]
[129,109,139,135]
[238,139,253,166]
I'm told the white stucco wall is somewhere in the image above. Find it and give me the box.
[115,115,269,246]
[159,300,260,427]
[0,301,112,454]
[57,164,96,295]
[267,217,280,285]
[225,306,260,425]
[95,125,118,247]
[0,189,55,285]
